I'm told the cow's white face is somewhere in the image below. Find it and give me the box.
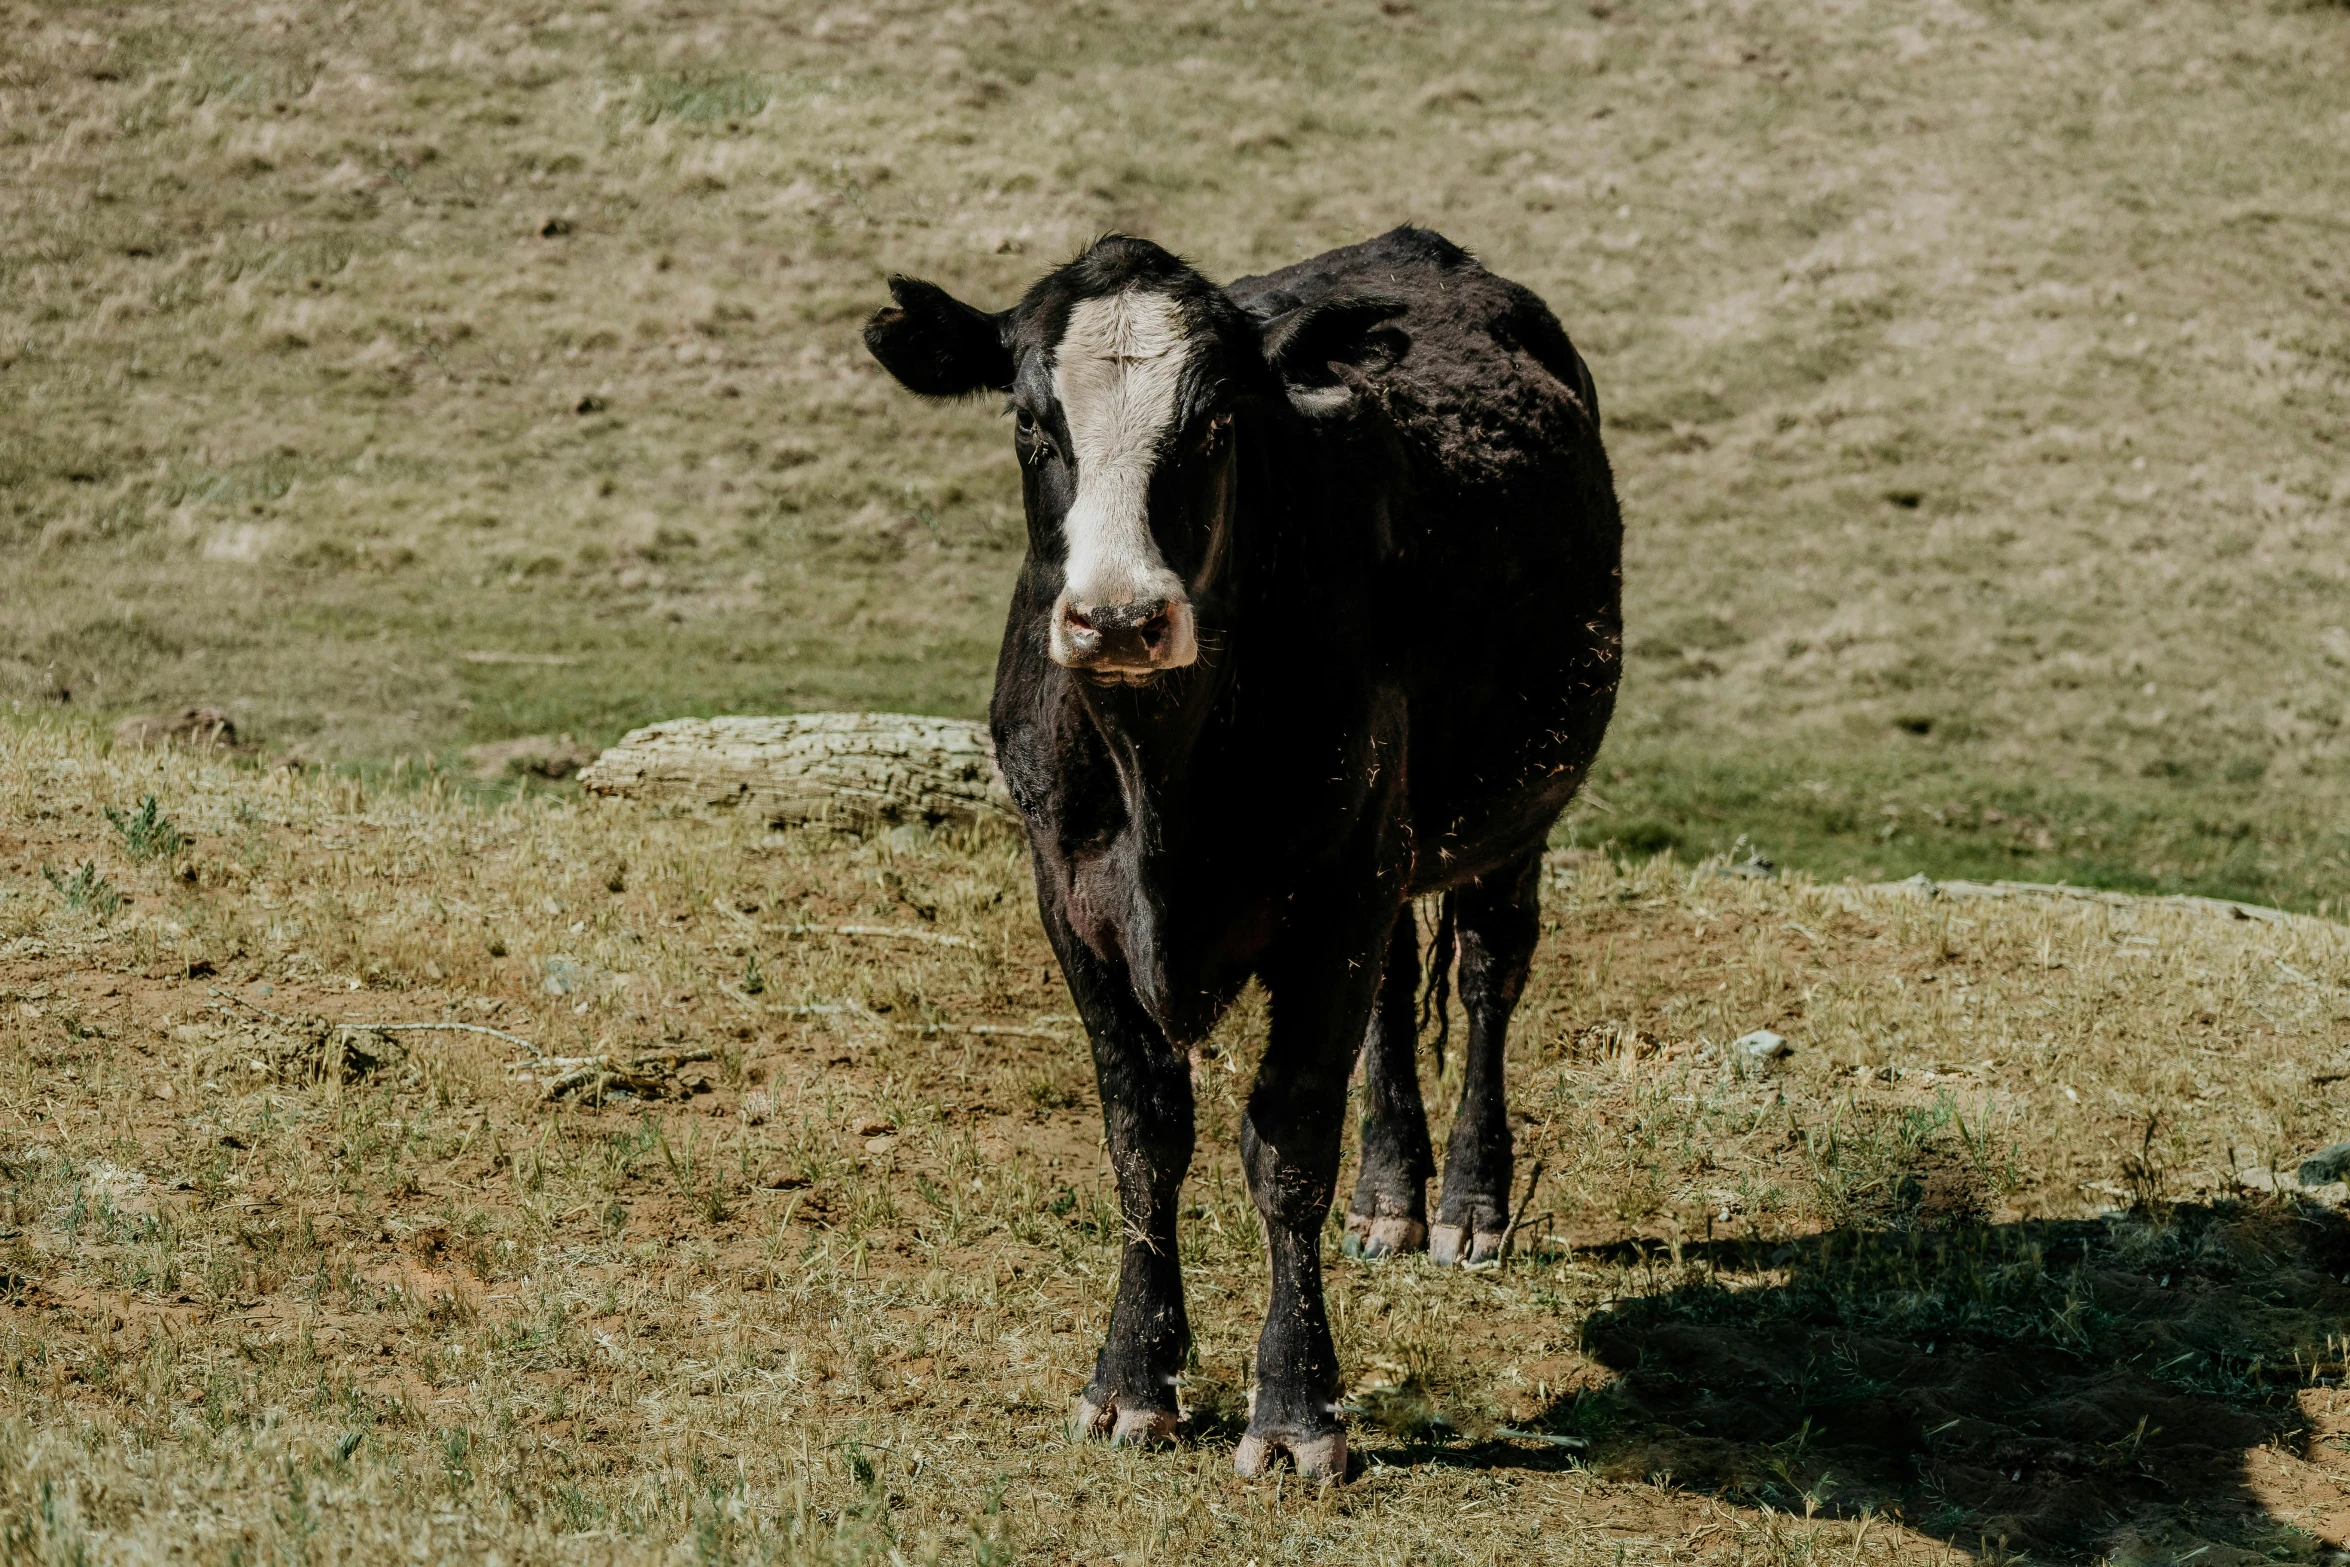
[1044,289,1202,675]
[862,236,1404,688]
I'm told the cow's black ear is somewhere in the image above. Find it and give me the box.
[864,276,1014,397]
[1259,294,1408,386]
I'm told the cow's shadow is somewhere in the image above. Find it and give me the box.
[1381,1199,2350,1562]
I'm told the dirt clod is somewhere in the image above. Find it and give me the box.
[461,733,598,781]
[113,707,239,751]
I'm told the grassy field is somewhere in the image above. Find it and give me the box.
[6,723,2350,1562]
[8,0,2350,1559]
[3,0,2348,906]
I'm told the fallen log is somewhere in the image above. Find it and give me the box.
[577,712,1017,832]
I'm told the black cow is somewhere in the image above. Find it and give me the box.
[864,227,1620,1481]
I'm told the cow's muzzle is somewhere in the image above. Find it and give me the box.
[1051,594,1198,677]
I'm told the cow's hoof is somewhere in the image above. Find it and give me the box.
[1341,1212,1428,1259]
[1072,1395,1178,1447]
[1428,1223,1507,1267]
[1234,1429,1348,1483]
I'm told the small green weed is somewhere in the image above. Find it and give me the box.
[104,795,186,862]
[1349,1374,1455,1447]
[41,862,122,918]
[654,1119,731,1224]
[1805,1093,2011,1230]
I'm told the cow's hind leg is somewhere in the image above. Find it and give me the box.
[1431,850,1541,1267]
[1343,911,1432,1259]
[1044,904,1194,1447]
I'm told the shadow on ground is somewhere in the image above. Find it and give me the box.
[1468,1200,2350,1561]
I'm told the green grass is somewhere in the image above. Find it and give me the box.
[3,0,2347,913]
[1570,741,2350,912]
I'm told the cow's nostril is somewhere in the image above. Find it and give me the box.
[1056,598,1187,668]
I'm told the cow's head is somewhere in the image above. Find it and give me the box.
[864,236,1400,684]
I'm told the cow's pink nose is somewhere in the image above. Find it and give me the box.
[1062,599,1175,666]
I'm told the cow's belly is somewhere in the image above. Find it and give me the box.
[1400,667,1614,892]
[1404,783,1578,893]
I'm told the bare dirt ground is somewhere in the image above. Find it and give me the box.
[5,725,2350,1562]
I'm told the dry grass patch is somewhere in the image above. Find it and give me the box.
[0,720,2346,1560]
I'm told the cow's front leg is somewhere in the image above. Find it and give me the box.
[1046,913,1195,1446]
[1236,900,1397,1483]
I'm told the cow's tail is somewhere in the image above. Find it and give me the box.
[1418,892,1458,1073]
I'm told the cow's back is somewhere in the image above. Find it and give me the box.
[1231,228,1623,888]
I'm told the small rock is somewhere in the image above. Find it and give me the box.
[2298,1139,2350,1187]
[863,1134,899,1155]
[1733,1029,1792,1060]
[114,707,239,751]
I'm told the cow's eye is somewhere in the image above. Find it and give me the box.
[1014,408,1056,464]
[1194,412,1233,458]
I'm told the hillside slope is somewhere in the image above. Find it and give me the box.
[3,0,2347,905]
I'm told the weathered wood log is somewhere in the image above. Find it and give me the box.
[577,713,1017,831]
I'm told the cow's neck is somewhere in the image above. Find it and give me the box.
[1074,634,1235,855]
